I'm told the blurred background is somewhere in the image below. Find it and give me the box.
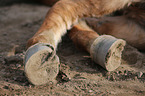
[0,0,59,6]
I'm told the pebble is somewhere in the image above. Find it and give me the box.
[16,64,21,68]
[137,72,143,78]
[116,71,122,76]
[29,85,32,88]
[89,90,93,93]
[107,75,115,81]
[56,84,60,86]
[124,70,128,76]
[13,77,17,81]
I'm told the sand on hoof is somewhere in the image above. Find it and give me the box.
[90,35,126,71]
[24,44,59,85]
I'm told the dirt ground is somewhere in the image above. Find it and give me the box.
[0,2,145,96]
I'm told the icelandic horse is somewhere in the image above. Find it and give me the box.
[24,0,145,85]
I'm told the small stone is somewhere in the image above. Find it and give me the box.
[29,85,32,88]
[137,72,143,78]
[124,70,128,76]
[56,84,60,86]
[49,81,53,85]
[16,64,21,68]
[107,75,114,81]
[134,76,138,80]
[13,77,17,80]
[89,90,93,93]
[116,71,121,76]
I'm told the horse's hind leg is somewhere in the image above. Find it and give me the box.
[68,19,126,71]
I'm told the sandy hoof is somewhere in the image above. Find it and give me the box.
[24,43,60,85]
[90,35,126,71]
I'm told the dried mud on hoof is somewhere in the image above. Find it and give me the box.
[90,35,126,71]
[24,43,60,85]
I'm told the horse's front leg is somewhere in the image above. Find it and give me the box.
[24,0,96,85]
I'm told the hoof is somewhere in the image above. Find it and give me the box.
[24,43,59,85]
[90,35,126,71]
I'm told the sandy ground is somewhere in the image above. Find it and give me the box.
[0,2,145,96]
